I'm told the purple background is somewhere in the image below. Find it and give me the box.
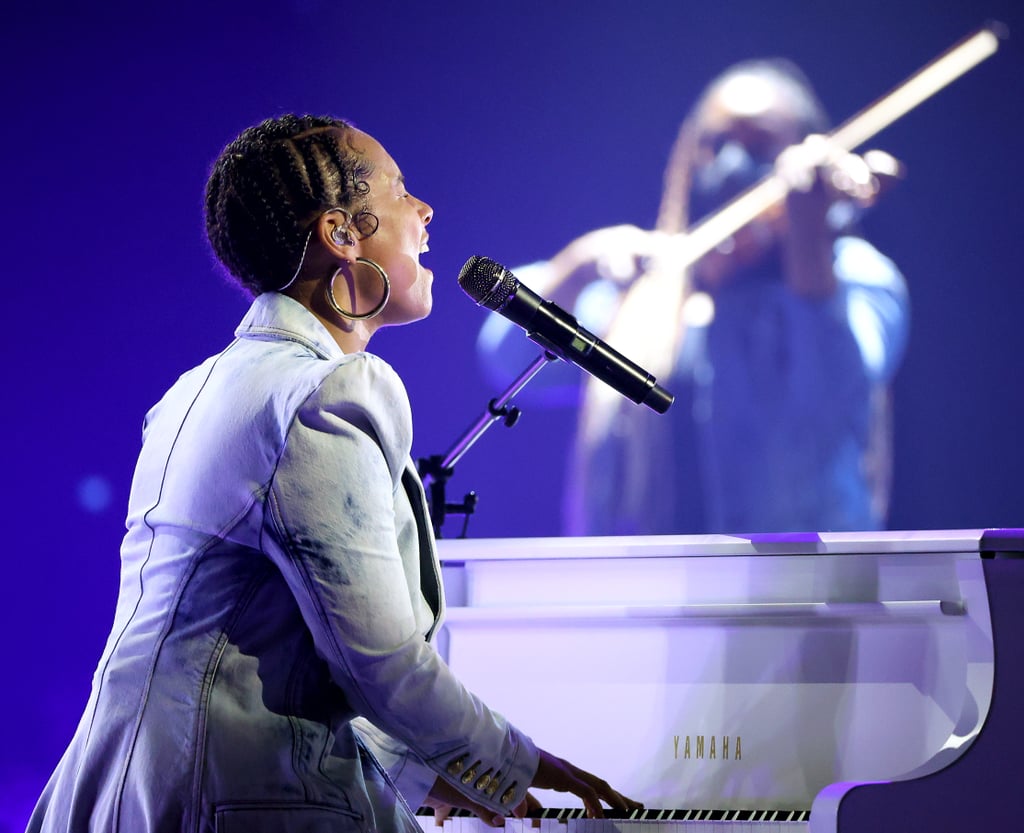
[3,0,1023,824]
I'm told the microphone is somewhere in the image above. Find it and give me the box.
[459,256,674,414]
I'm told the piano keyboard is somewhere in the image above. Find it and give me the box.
[416,807,811,832]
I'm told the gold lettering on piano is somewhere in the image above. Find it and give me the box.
[673,735,693,759]
[672,735,742,762]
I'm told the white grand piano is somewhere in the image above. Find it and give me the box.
[418,529,1024,832]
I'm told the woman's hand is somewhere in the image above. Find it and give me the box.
[552,224,665,289]
[423,776,507,828]
[517,748,644,819]
[424,748,642,826]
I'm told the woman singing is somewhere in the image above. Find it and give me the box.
[27,115,639,832]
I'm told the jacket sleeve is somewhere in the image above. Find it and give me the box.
[264,352,538,815]
[834,236,910,383]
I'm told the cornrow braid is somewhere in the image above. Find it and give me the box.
[203,114,375,296]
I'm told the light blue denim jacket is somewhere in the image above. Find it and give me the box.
[28,292,538,832]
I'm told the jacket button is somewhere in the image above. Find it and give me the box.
[485,772,502,797]
[500,784,518,805]
[446,755,467,776]
[475,771,492,790]
[460,762,480,784]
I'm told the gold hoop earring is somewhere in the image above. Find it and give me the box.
[326,257,391,321]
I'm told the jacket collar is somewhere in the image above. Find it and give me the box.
[234,292,345,360]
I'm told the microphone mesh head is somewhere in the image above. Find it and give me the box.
[458,256,517,311]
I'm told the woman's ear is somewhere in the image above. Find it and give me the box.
[318,208,355,252]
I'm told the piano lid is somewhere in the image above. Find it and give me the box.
[433,530,1021,812]
[436,528,1024,563]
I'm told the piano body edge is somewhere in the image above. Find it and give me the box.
[809,546,1024,832]
[433,529,1023,830]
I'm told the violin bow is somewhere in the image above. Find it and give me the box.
[662,23,1007,269]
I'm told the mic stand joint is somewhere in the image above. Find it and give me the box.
[418,350,557,538]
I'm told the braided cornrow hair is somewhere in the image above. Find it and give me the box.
[204,114,376,296]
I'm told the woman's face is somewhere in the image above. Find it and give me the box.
[348,130,435,326]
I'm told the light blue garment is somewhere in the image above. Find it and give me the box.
[29,293,537,833]
[477,235,909,535]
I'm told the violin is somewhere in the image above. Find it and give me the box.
[691,142,906,292]
[596,23,1005,381]
[655,23,1006,283]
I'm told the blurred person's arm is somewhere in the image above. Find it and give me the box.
[475,225,655,405]
[778,135,897,298]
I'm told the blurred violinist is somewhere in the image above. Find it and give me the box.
[477,59,910,535]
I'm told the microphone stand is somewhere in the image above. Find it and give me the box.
[418,350,557,538]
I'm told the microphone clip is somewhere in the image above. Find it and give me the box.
[418,350,558,538]
[417,454,478,539]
